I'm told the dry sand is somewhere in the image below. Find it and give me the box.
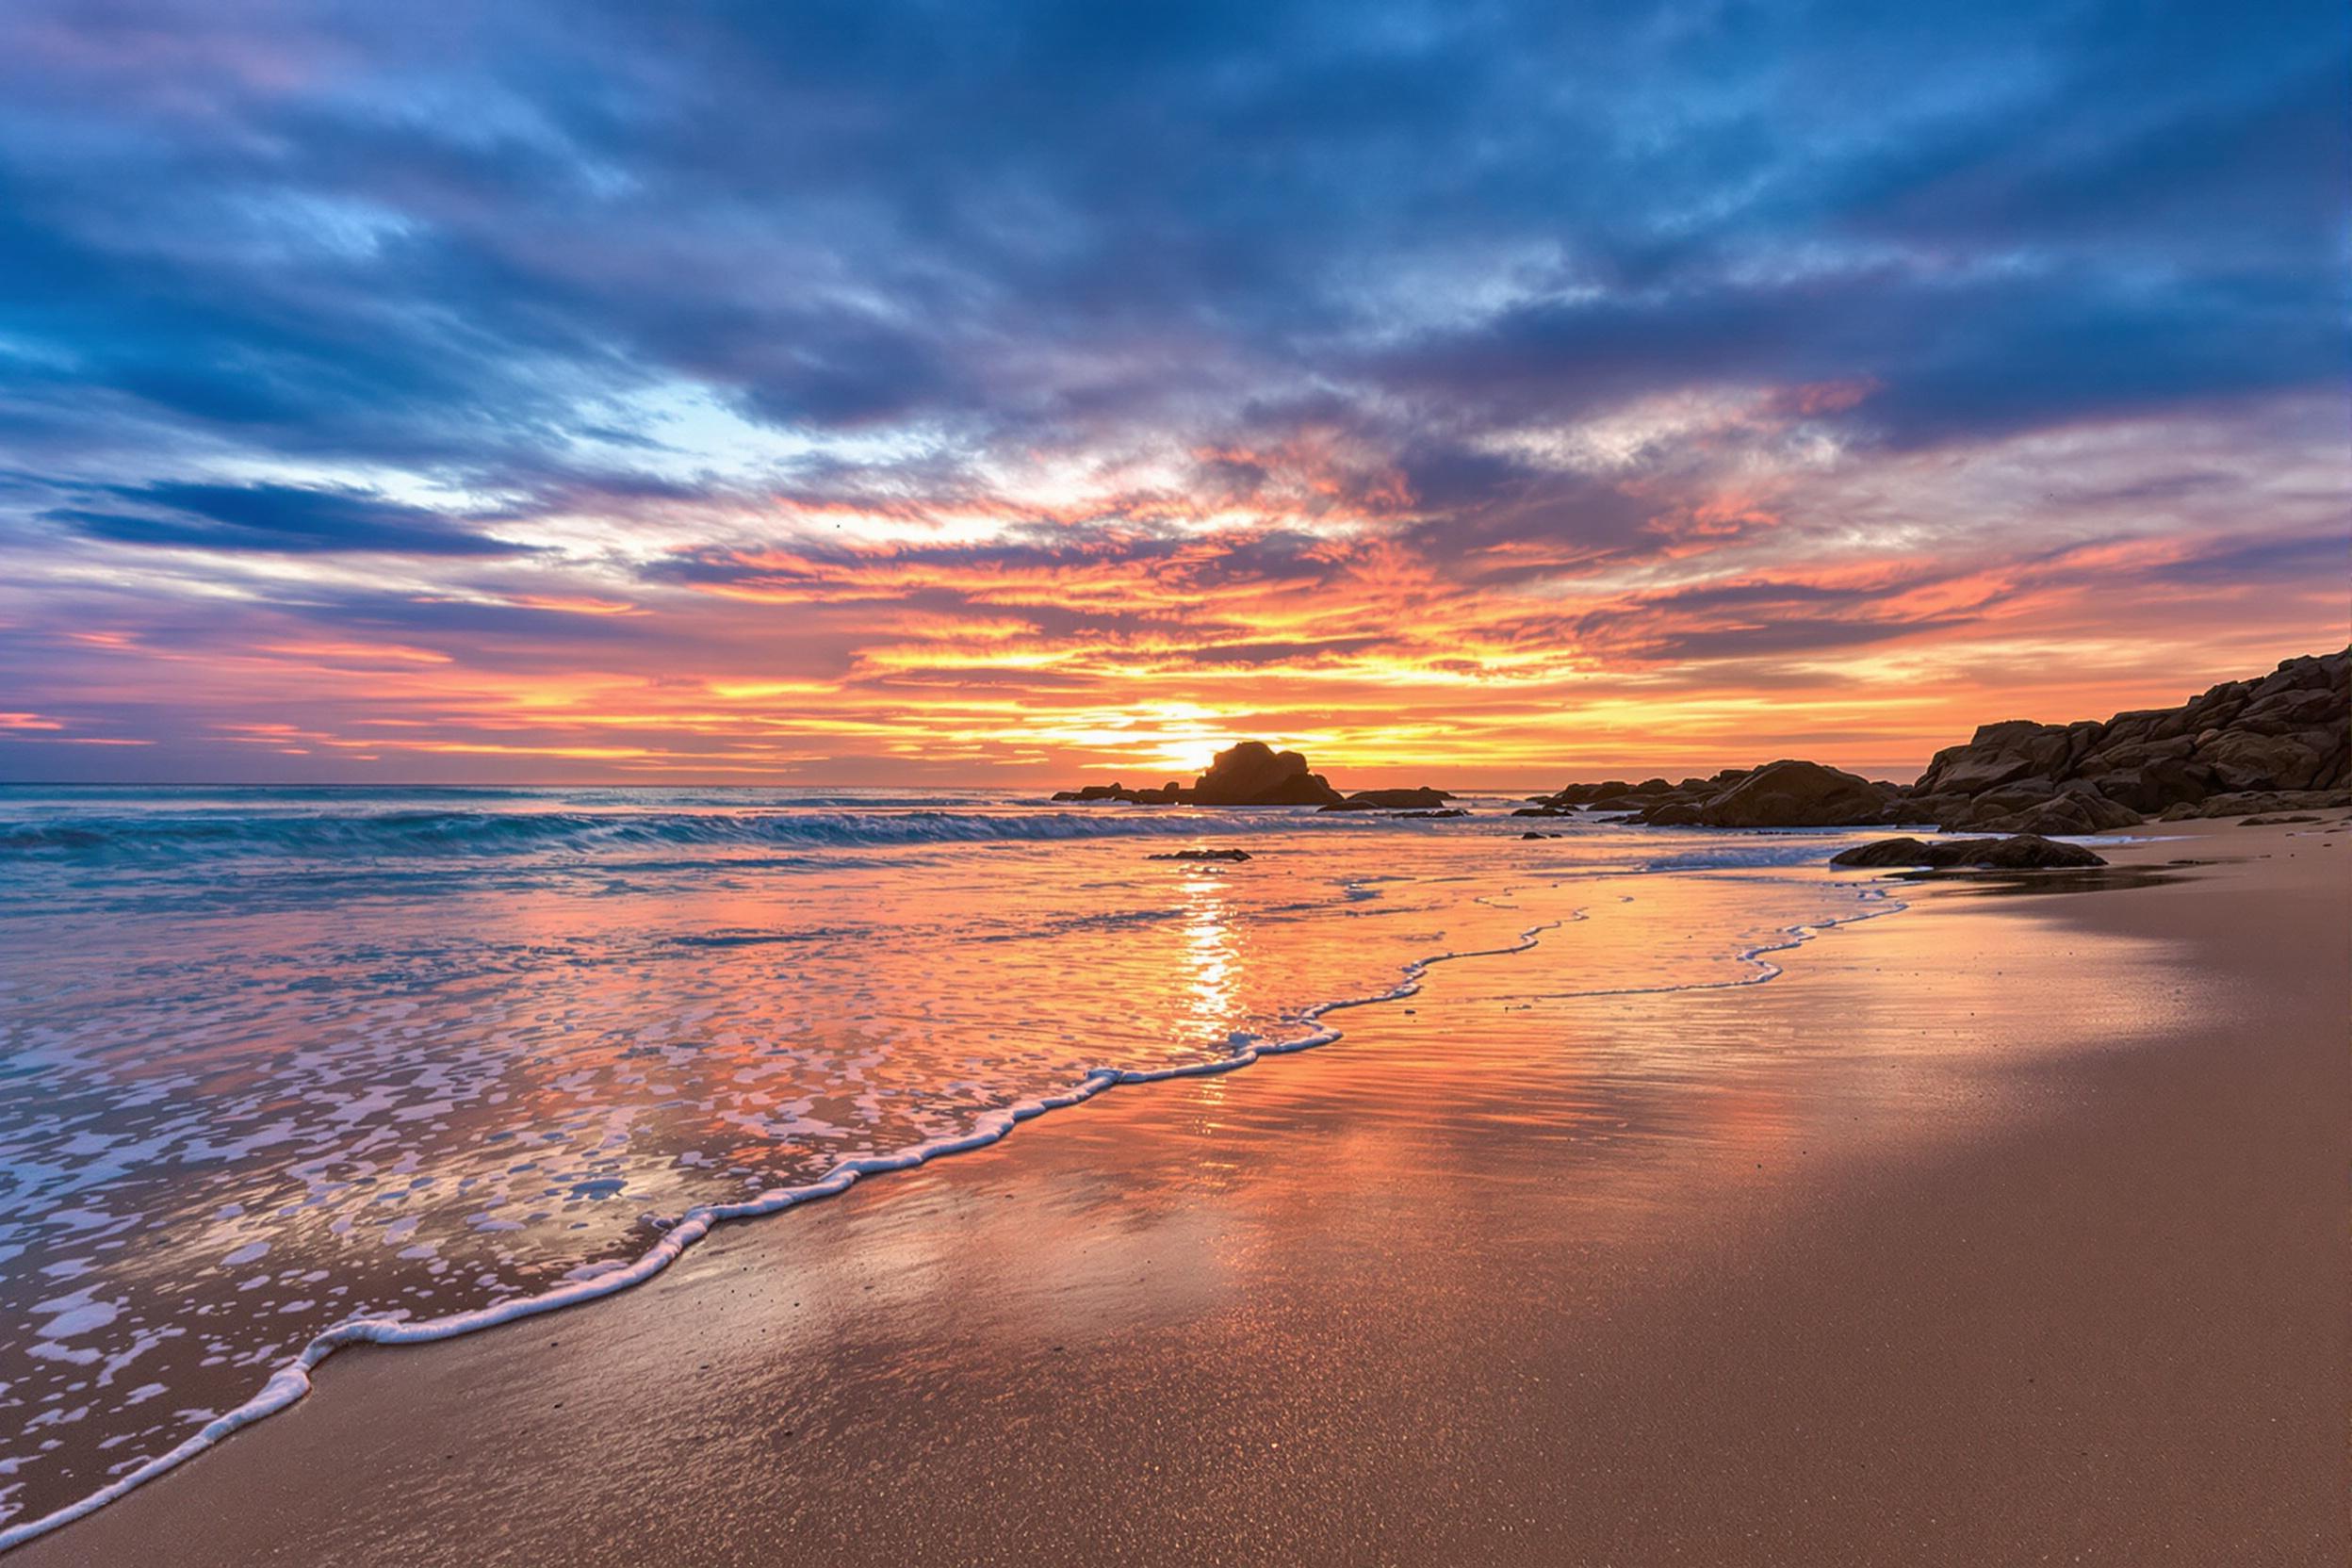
[17,818,2348,1566]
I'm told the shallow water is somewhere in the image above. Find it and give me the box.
[0,786,1891,1530]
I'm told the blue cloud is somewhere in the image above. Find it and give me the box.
[47,483,525,555]
[0,0,2341,585]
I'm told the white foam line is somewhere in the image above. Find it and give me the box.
[1519,883,1910,1000]
[0,911,1575,1554]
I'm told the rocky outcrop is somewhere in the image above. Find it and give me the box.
[1054,741,1343,808]
[1150,847,1252,862]
[1188,742,1344,806]
[1318,786,1453,811]
[1908,649,2348,826]
[1521,647,2347,833]
[1831,834,2108,870]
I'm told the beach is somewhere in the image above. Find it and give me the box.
[15,815,2344,1565]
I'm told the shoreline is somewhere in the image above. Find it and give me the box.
[15,817,2348,1563]
[0,890,1570,1556]
[0,828,1902,1553]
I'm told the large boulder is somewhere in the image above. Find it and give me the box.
[1831,835,2108,870]
[1188,742,1344,806]
[1645,759,1896,828]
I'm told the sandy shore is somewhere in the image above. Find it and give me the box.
[18,818,2347,1566]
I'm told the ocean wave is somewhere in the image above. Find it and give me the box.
[0,806,1318,860]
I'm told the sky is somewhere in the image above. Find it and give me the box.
[1,0,2345,787]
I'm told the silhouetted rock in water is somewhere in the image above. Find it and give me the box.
[1190,741,1344,806]
[1390,808,1468,819]
[1831,835,2108,870]
[1053,741,1341,807]
[2237,813,2324,826]
[1051,780,1184,805]
[1527,772,1747,811]
[1520,831,1563,840]
[1150,848,1251,862]
[1318,786,1452,811]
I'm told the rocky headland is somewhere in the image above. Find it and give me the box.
[1051,648,2349,837]
[1517,647,2349,832]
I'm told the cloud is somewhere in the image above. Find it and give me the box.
[0,0,2342,781]
[45,482,527,555]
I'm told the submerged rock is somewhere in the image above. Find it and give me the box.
[1830,834,2108,870]
[1150,848,1252,862]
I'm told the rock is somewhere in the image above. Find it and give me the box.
[1970,792,2142,836]
[1391,808,1468,818]
[1188,742,1344,806]
[1052,779,1182,805]
[1640,759,1896,827]
[2186,789,2352,817]
[1895,647,2347,818]
[1318,787,1452,811]
[1831,835,2108,870]
[1054,742,1343,807]
[2238,814,2323,826]
[1150,848,1251,862]
[1520,830,1562,840]
[1523,770,1749,811]
[2200,729,2328,792]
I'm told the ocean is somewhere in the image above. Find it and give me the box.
[0,786,1899,1538]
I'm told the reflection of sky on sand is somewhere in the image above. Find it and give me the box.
[434,874,2233,1554]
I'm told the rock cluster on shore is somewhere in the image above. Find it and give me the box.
[1514,648,2349,831]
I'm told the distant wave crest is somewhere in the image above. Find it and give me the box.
[0,806,1299,859]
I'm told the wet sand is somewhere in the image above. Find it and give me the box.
[18,818,2348,1566]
